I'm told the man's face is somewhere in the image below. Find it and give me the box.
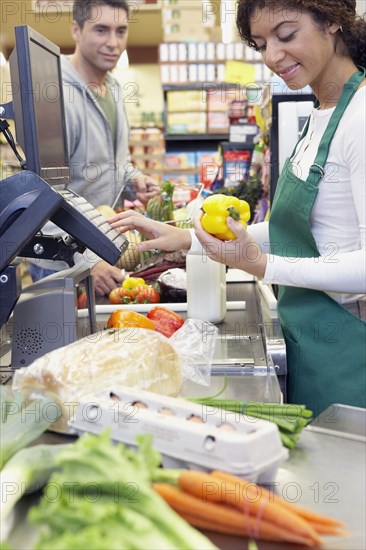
[72,4,129,75]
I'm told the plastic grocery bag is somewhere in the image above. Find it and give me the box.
[170,318,218,386]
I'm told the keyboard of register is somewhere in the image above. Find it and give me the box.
[51,189,129,266]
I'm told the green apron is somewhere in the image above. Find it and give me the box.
[269,69,366,416]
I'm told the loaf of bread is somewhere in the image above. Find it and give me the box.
[12,328,182,433]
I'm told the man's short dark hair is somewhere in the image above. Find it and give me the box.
[73,0,130,28]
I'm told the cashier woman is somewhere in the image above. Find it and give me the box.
[109,0,366,416]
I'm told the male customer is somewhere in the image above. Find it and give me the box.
[28,0,159,295]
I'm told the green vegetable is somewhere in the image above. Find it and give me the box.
[30,495,180,550]
[29,431,217,550]
[185,399,313,449]
[0,444,69,542]
[0,387,61,469]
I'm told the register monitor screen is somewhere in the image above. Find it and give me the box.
[9,25,70,188]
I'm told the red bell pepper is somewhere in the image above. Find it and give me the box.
[146,307,185,338]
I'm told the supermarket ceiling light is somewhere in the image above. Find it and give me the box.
[117,50,129,69]
[221,0,236,44]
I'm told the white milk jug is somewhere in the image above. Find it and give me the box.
[186,253,227,323]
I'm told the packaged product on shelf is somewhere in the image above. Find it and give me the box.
[226,42,235,60]
[170,64,179,83]
[159,43,169,62]
[147,159,163,170]
[198,64,207,82]
[188,64,198,82]
[130,145,145,156]
[167,90,206,111]
[178,42,187,61]
[223,150,252,187]
[196,150,219,188]
[178,65,188,83]
[145,127,165,145]
[234,42,245,59]
[216,42,226,60]
[187,42,197,61]
[168,42,178,61]
[208,86,238,112]
[206,41,216,60]
[206,63,216,82]
[160,64,170,84]
[197,42,206,60]
[208,111,229,133]
[217,63,226,81]
[164,173,198,185]
[164,152,196,170]
[167,112,206,134]
[129,128,145,142]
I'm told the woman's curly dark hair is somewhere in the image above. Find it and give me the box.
[236,0,366,68]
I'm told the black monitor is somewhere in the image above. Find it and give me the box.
[9,25,70,188]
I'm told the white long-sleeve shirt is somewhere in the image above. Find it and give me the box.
[190,86,366,305]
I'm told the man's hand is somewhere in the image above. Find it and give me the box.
[90,260,124,296]
[132,174,160,205]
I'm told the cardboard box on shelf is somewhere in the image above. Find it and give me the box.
[164,152,197,170]
[167,112,207,134]
[196,150,219,188]
[167,90,207,112]
[164,31,210,42]
[208,111,229,133]
[164,173,198,185]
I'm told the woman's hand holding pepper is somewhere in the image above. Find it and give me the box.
[193,213,267,279]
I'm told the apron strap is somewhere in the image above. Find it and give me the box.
[308,67,366,185]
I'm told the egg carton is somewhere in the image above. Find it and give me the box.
[69,386,289,483]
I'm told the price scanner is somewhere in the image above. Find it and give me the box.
[0,26,128,365]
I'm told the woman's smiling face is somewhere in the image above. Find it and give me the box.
[250,7,339,92]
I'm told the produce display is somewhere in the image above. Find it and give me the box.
[106,309,156,330]
[106,306,185,338]
[146,306,185,337]
[109,277,161,304]
[201,193,251,240]
[12,329,182,433]
[154,470,346,545]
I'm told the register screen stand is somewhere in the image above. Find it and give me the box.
[11,265,97,368]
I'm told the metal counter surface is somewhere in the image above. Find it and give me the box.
[2,282,365,549]
[6,428,365,550]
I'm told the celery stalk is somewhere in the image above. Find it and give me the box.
[0,444,69,541]
[1,387,60,468]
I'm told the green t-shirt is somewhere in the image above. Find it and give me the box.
[91,84,117,151]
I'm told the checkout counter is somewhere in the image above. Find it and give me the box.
[1,24,364,549]
[1,278,365,550]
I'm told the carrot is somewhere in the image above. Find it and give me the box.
[211,470,345,529]
[178,471,322,547]
[307,523,348,536]
[153,482,318,546]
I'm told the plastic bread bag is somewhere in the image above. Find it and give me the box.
[12,328,182,433]
[12,323,217,433]
[170,318,218,386]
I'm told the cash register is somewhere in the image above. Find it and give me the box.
[0,26,128,367]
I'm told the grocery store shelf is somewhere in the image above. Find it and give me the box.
[165,133,229,141]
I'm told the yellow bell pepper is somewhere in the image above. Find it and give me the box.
[121,277,146,290]
[201,194,251,241]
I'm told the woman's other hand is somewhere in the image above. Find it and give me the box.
[194,213,267,278]
[109,210,192,253]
